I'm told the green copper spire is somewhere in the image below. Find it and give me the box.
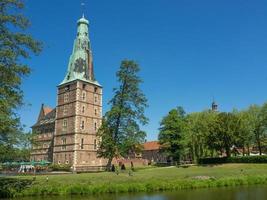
[60,16,100,86]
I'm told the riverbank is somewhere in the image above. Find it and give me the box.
[1,164,267,198]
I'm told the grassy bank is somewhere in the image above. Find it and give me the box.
[1,164,267,198]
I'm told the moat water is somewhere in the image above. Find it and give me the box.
[13,185,267,200]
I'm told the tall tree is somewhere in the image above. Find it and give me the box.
[234,109,254,155]
[209,112,241,157]
[158,107,186,164]
[97,60,148,169]
[0,1,42,150]
[185,110,217,162]
[248,104,267,155]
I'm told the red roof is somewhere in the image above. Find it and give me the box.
[43,107,53,115]
[143,141,160,151]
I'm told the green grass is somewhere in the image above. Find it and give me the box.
[2,164,267,198]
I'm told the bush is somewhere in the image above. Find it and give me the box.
[198,155,267,164]
[49,164,71,172]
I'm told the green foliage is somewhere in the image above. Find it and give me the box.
[97,60,148,168]
[49,164,71,172]
[159,101,267,163]
[0,0,42,160]
[184,111,217,161]
[198,155,267,164]
[208,112,242,157]
[158,106,186,163]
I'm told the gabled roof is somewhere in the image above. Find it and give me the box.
[32,104,56,127]
[43,107,53,115]
[143,141,161,151]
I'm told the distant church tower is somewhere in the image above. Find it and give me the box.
[211,100,218,111]
[53,16,105,171]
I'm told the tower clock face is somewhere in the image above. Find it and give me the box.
[74,58,86,73]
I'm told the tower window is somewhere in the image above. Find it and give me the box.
[81,120,85,129]
[82,92,86,101]
[61,138,66,150]
[94,122,97,131]
[64,93,69,102]
[63,119,68,130]
[63,105,68,115]
[94,139,97,150]
[94,87,97,93]
[94,96,97,103]
[64,86,69,91]
[82,84,86,89]
[81,138,84,149]
[95,109,97,116]
[82,106,85,114]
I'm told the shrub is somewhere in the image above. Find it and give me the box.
[49,164,71,172]
[198,155,267,164]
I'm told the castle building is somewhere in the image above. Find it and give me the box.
[31,15,106,171]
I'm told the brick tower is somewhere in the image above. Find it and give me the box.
[53,16,106,171]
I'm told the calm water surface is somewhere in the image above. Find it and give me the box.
[15,186,267,200]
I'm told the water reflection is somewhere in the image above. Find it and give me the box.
[15,186,267,200]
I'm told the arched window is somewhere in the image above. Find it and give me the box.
[81,120,85,129]
[82,92,86,101]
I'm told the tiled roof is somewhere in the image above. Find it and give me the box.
[43,107,53,115]
[143,141,160,151]
[32,108,56,127]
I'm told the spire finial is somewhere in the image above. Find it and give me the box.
[81,2,85,18]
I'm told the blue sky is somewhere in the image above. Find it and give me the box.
[19,0,267,140]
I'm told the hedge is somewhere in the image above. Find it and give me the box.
[49,164,71,171]
[198,155,267,164]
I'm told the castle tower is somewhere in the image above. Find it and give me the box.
[53,16,105,171]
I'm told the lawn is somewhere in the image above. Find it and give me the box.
[2,164,267,198]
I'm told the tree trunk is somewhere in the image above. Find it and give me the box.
[247,144,250,156]
[106,157,113,171]
[242,146,245,156]
[257,139,262,155]
[226,147,231,158]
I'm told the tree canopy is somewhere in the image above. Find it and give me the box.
[97,60,148,169]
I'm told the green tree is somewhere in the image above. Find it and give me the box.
[97,60,148,170]
[185,110,217,162]
[247,104,267,155]
[0,0,42,150]
[208,112,241,157]
[158,107,186,164]
[234,109,254,156]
